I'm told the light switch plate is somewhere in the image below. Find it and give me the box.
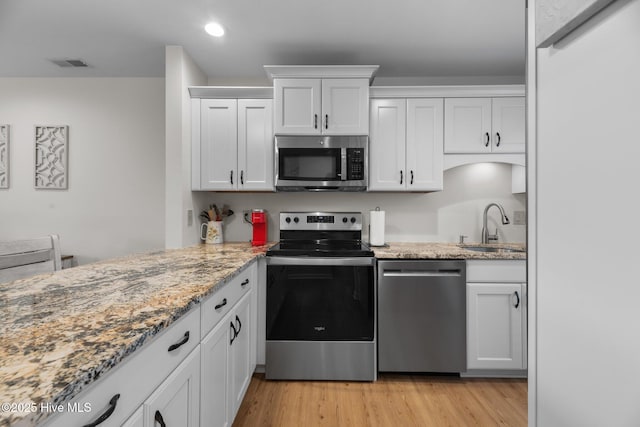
[513,211,526,225]
[187,210,193,226]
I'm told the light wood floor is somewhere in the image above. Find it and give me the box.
[233,373,527,427]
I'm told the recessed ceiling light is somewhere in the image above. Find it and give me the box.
[205,22,225,37]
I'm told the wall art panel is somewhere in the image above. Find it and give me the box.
[35,125,68,189]
[0,124,8,189]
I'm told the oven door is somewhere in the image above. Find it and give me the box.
[265,256,377,380]
[266,257,375,342]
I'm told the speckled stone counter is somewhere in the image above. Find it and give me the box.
[372,242,526,260]
[0,243,270,427]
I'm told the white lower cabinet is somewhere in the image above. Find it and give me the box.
[467,282,526,370]
[144,347,200,427]
[201,291,254,427]
[465,260,527,376]
[201,315,232,427]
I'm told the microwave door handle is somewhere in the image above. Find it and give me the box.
[341,148,347,181]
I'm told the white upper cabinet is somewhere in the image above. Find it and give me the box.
[200,99,238,190]
[406,99,444,191]
[369,98,443,192]
[491,97,526,153]
[320,79,369,135]
[444,97,525,154]
[237,100,274,190]
[273,79,321,135]
[369,99,406,191]
[274,78,369,135]
[194,98,273,191]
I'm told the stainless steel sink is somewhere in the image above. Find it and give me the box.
[460,245,525,253]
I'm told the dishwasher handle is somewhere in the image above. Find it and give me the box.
[382,269,462,278]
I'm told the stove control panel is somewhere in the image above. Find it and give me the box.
[280,212,362,231]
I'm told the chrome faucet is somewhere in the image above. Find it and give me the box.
[482,203,510,244]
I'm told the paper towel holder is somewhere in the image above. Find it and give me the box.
[368,207,388,247]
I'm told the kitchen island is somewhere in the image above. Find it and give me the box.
[0,243,270,427]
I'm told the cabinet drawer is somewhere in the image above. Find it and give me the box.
[201,262,255,339]
[42,307,201,427]
[466,260,526,283]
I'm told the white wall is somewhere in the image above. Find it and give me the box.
[0,78,165,264]
[165,46,208,248]
[192,163,525,245]
[534,0,640,425]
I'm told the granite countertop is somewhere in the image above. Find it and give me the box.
[372,242,526,260]
[0,243,270,427]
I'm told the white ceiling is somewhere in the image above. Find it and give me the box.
[0,0,525,82]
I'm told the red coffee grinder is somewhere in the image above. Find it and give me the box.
[245,209,267,246]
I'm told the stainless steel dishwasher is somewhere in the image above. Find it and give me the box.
[377,260,466,373]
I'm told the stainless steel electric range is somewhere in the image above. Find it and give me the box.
[265,212,376,381]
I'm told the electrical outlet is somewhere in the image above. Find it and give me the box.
[513,211,526,225]
[187,210,193,226]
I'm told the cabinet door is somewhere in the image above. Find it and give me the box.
[201,99,238,190]
[201,315,232,427]
[444,98,492,153]
[406,98,444,191]
[321,79,369,135]
[492,97,525,153]
[274,79,321,134]
[467,283,524,370]
[369,99,406,191]
[144,347,200,427]
[229,291,253,419]
[237,100,274,191]
[122,406,144,427]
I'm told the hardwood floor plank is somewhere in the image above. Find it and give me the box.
[233,374,527,427]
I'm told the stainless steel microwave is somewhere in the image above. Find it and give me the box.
[274,135,368,191]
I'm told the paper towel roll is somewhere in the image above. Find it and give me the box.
[369,209,385,246]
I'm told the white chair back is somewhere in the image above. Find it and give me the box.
[0,235,62,283]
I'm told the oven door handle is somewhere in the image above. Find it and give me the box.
[266,257,375,266]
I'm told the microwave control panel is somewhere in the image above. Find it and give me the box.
[346,148,365,180]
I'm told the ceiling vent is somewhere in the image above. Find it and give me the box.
[51,59,89,68]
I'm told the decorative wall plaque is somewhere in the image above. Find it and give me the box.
[35,125,68,189]
[0,124,8,189]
